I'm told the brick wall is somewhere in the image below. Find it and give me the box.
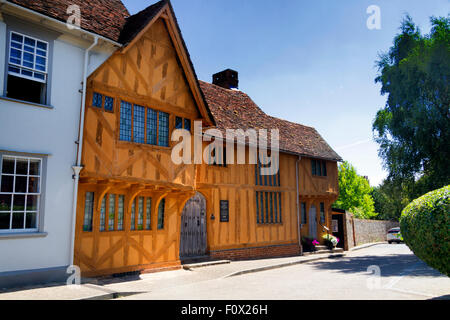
[346,212,399,249]
[209,243,301,261]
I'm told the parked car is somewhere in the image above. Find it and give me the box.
[387,227,403,244]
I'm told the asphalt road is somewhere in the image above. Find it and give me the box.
[122,244,450,300]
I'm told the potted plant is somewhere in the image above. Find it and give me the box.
[301,236,319,252]
[322,234,339,250]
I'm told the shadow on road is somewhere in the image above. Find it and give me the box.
[307,254,440,277]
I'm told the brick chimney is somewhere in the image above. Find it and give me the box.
[212,69,238,89]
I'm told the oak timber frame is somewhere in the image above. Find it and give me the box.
[74,3,340,277]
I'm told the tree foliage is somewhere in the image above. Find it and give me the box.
[334,161,376,219]
[373,15,450,193]
[371,179,412,221]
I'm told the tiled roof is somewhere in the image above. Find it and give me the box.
[7,0,130,42]
[118,0,167,45]
[199,81,342,161]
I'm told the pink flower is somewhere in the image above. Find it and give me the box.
[312,240,320,246]
[336,237,340,243]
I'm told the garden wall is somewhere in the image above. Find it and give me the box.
[345,212,399,249]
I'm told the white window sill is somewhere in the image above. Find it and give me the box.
[0,232,48,240]
[0,96,54,109]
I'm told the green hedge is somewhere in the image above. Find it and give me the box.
[400,185,450,276]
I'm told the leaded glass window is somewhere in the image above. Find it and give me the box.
[137,197,144,230]
[83,192,94,232]
[131,200,135,231]
[133,105,145,144]
[146,108,157,145]
[120,101,132,141]
[158,112,169,147]
[99,196,106,231]
[157,198,165,229]
[146,197,151,230]
[104,96,114,112]
[118,195,124,231]
[175,116,183,129]
[108,194,116,231]
[92,92,103,108]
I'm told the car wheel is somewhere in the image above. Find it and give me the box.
[388,241,392,244]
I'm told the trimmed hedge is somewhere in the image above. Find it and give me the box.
[400,185,450,277]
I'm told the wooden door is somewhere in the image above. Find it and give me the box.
[309,205,317,239]
[180,192,207,258]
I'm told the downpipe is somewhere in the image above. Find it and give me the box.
[69,36,98,266]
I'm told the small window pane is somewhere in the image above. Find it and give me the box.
[12,212,24,229]
[16,159,28,175]
[117,195,124,231]
[146,108,157,145]
[108,194,116,231]
[1,175,14,192]
[104,96,114,112]
[255,192,259,224]
[11,33,23,43]
[93,92,103,108]
[37,41,47,50]
[100,196,106,231]
[10,48,21,59]
[15,176,27,193]
[28,176,40,193]
[137,197,144,230]
[26,195,38,211]
[0,194,12,211]
[0,212,10,229]
[120,101,132,141]
[2,158,15,174]
[175,116,183,129]
[25,212,37,229]
[184,119,191,132]
[83,192,94,232]
[157,198,165,229]
[133,105,145,144]
[146,198,151,230]
[158,112,169,147]
[24,37,35,47]
[12,194,25,210]
[29,160,40,175]
[131,200,135,230]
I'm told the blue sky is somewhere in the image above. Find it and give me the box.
[123,0,449,186]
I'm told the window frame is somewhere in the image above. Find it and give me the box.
[7,31,49,84]
[0,154,45,234]
[118,98,174,148]
[90,91,115,113]
[2,15,58,106]
[311,159,328,177]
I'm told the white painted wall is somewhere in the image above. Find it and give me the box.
[0,19,114,273]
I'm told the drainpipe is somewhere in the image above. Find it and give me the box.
[296,156,303,255]
[68,36,98,267]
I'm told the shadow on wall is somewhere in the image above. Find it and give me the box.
[307,253,444,278]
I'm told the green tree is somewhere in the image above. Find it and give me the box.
[334,161,376,219]
[373,15,450,194]
[372,179,411,221]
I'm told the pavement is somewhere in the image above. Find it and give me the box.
[0,242,448,300]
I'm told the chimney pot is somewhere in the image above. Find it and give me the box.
[212,69,238,89]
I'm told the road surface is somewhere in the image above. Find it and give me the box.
[121,244,450,300]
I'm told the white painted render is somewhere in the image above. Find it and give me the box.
[0,15,114,273]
